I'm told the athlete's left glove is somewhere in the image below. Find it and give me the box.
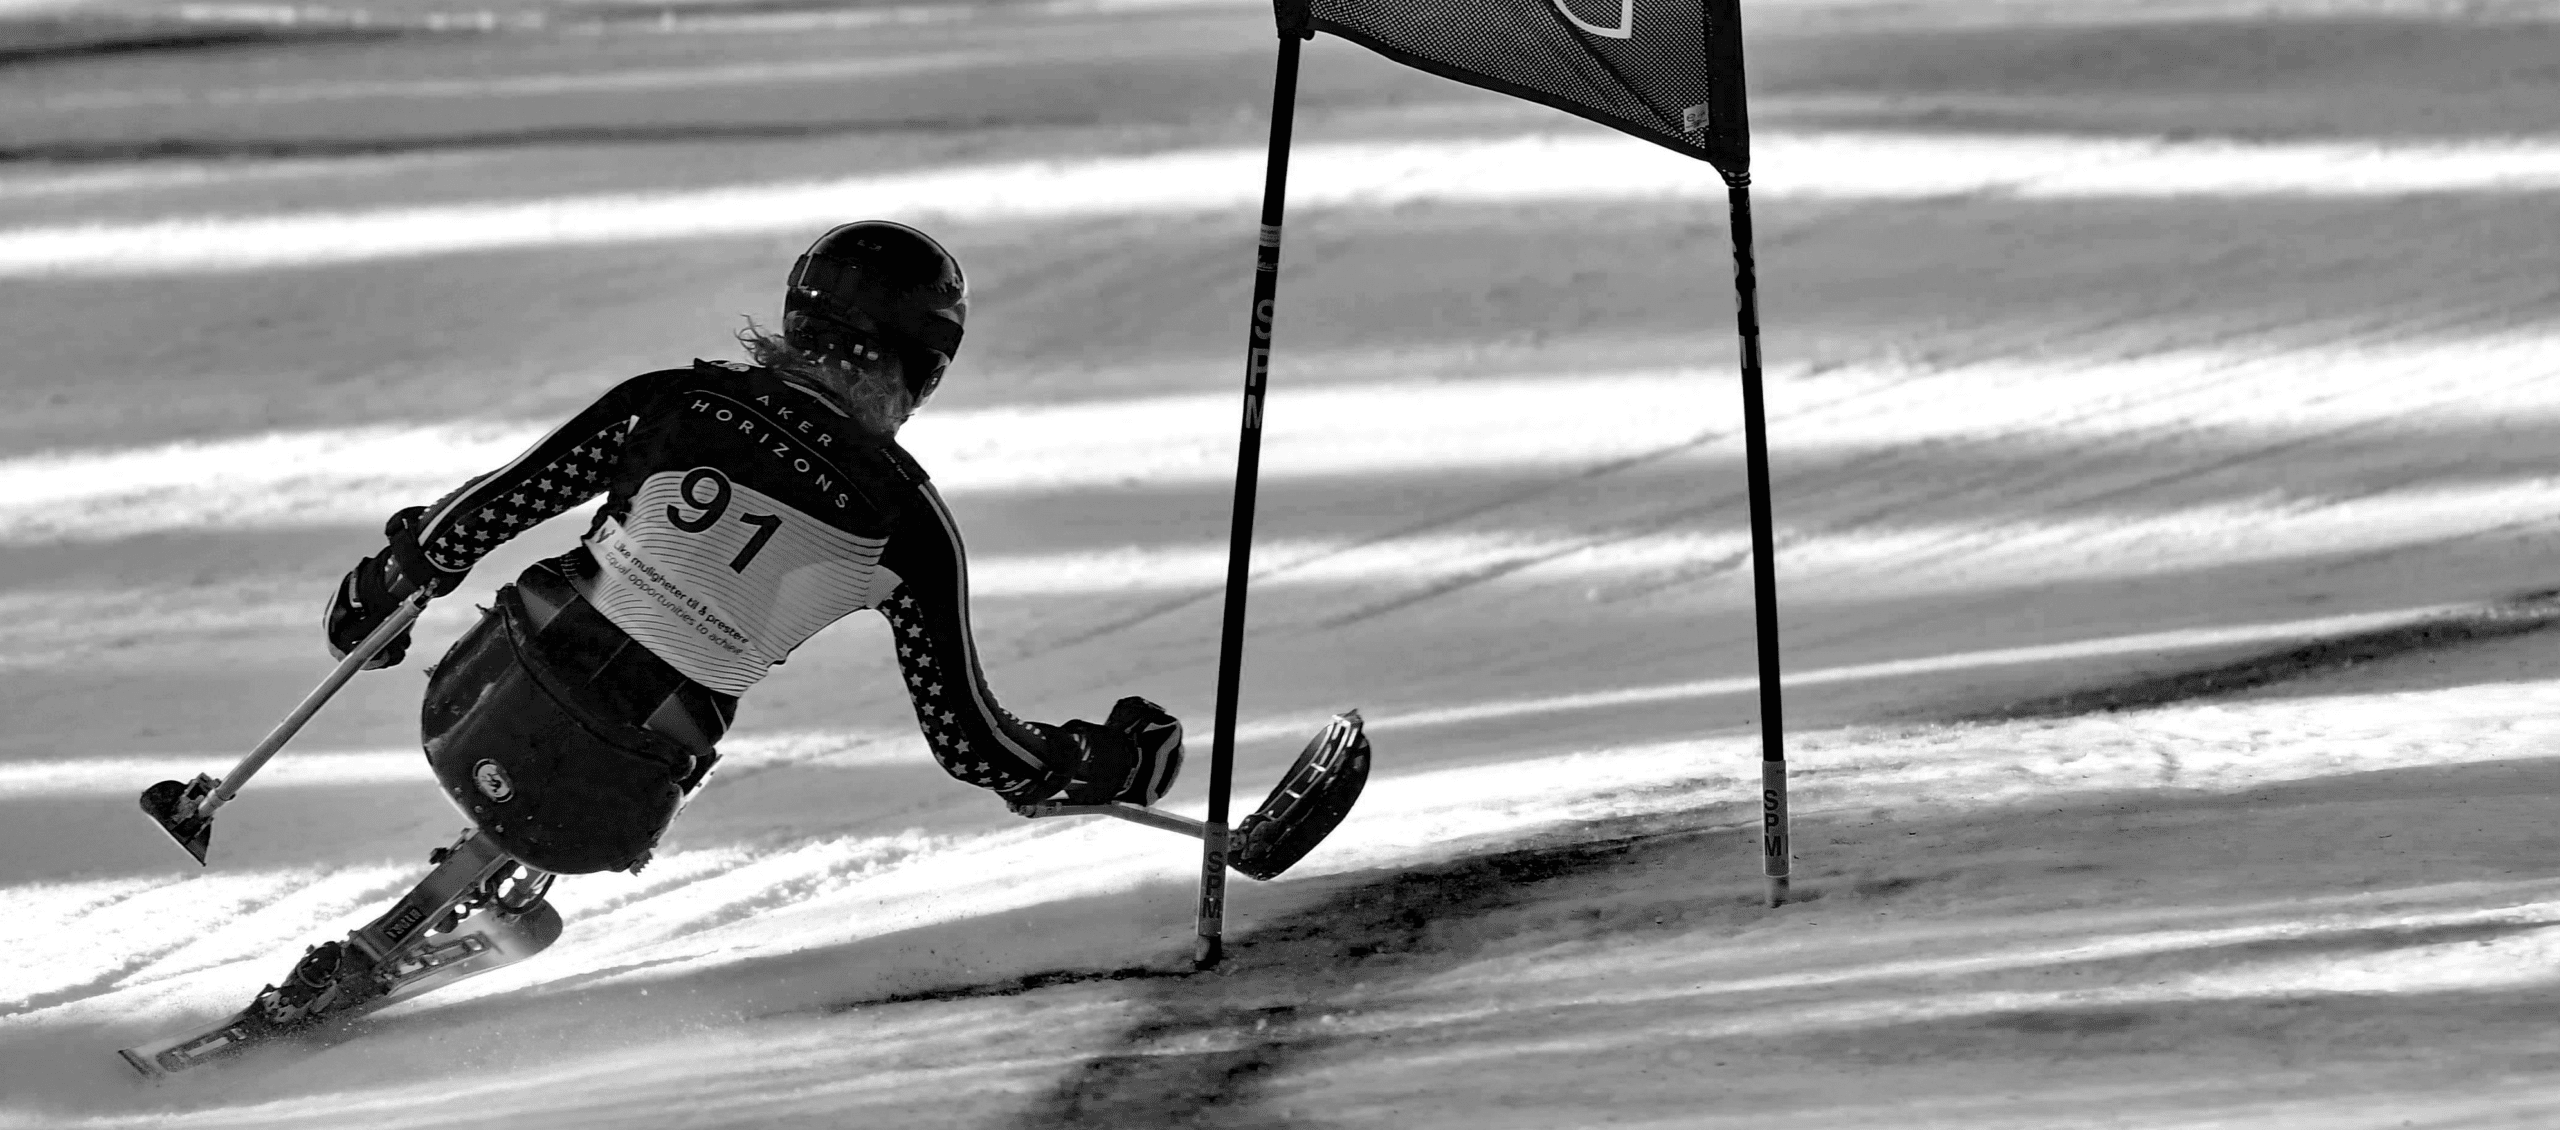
[1053,696,1186,807]
[324,506,462,670]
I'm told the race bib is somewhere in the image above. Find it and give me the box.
[579,467,895,694]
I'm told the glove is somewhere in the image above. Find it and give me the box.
[323,507,460,669]
[1055,696,1185,807]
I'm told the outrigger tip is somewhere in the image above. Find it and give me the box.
[139,776,217,866]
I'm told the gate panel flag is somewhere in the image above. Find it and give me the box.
[1299,0,1750,178]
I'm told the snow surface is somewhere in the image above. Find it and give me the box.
[7,0,2560,1124]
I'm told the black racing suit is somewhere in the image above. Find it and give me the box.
[408,360,1073,870]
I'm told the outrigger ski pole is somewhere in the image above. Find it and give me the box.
[139,589,432,865]
[1013,709,1371,882]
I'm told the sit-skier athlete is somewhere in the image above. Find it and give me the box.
[252,221,1187,1032]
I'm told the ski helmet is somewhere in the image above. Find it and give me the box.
[783,221,968,402]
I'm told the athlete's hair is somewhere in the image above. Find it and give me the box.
[735,317,917,437]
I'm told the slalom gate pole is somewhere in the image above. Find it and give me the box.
[1695,0,1789,909]
[1725,175,1789,908]
[1197,20,1307,971]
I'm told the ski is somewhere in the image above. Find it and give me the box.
[120,829,562,1080]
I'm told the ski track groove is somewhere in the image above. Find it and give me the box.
[1966,591,2560,722]
[1330,345,2258,611]
[1343,907,2560,1032]
[1728,337,2560,598]
[1025,358,1923,661]
[1015,426,1735,657]
[548,844,764,921]
[5,958,181,1019]
[1809,360,2306,532]
[1300,434,1730,630]
[2302,511,2560,578]
[523,840,838,963]
[0,875,181,955]
[120,863,421,990]
[615,832,955,945]
[1933,352,2560,550]
[0,871,322,1017]
[0,114,1115,165]
[531,953,706,994]
[556,857,805,949]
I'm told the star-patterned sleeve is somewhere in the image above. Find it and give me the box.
[874,478,1068,802]
[407,372,677,578]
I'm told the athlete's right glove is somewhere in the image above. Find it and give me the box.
[323,506,461,670]
[1053,696,1185,807]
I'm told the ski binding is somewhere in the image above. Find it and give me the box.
[119,829,561,1080]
